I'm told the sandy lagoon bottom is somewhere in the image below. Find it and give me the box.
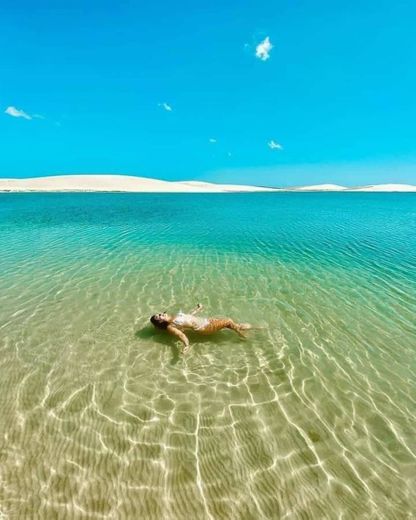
[0,193,415,519]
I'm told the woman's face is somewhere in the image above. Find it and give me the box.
[151,313,170,327]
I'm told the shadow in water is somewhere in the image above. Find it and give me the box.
[134,326,181,365]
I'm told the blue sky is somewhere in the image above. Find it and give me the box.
[1,0,415,186]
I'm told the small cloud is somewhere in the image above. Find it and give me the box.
[268,140,283,150]
[159,102,172,112]
[209,138,217,143]
[32,113,45,120]
[255,36,273,61]
[5,106,32,120]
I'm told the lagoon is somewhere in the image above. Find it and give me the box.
[0,193,415,518]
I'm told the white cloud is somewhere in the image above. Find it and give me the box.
[255,36,273,61]
[268,140,283,150]
[5,106,32,120]
[209,138,217,143]
[159,102,172,112]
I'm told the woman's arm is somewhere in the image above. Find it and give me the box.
[190,303,203,315]
[167,325,190,353]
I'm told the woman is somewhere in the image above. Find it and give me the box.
[150,304,252,353]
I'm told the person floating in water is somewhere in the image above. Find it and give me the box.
[150,304,253,354]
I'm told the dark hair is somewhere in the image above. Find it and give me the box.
[150,314,169,330]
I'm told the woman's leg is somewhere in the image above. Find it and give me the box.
[201,318,249,338]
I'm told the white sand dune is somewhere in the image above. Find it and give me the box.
[0,175,415,193]
[348,184,416,192]
[0,175,276,193]
[276,183,416,192]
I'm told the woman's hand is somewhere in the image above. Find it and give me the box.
[190,303,203,315]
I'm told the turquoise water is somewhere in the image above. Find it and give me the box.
[0,193,415,519]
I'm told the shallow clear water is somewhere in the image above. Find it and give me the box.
[0,193,415,519]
